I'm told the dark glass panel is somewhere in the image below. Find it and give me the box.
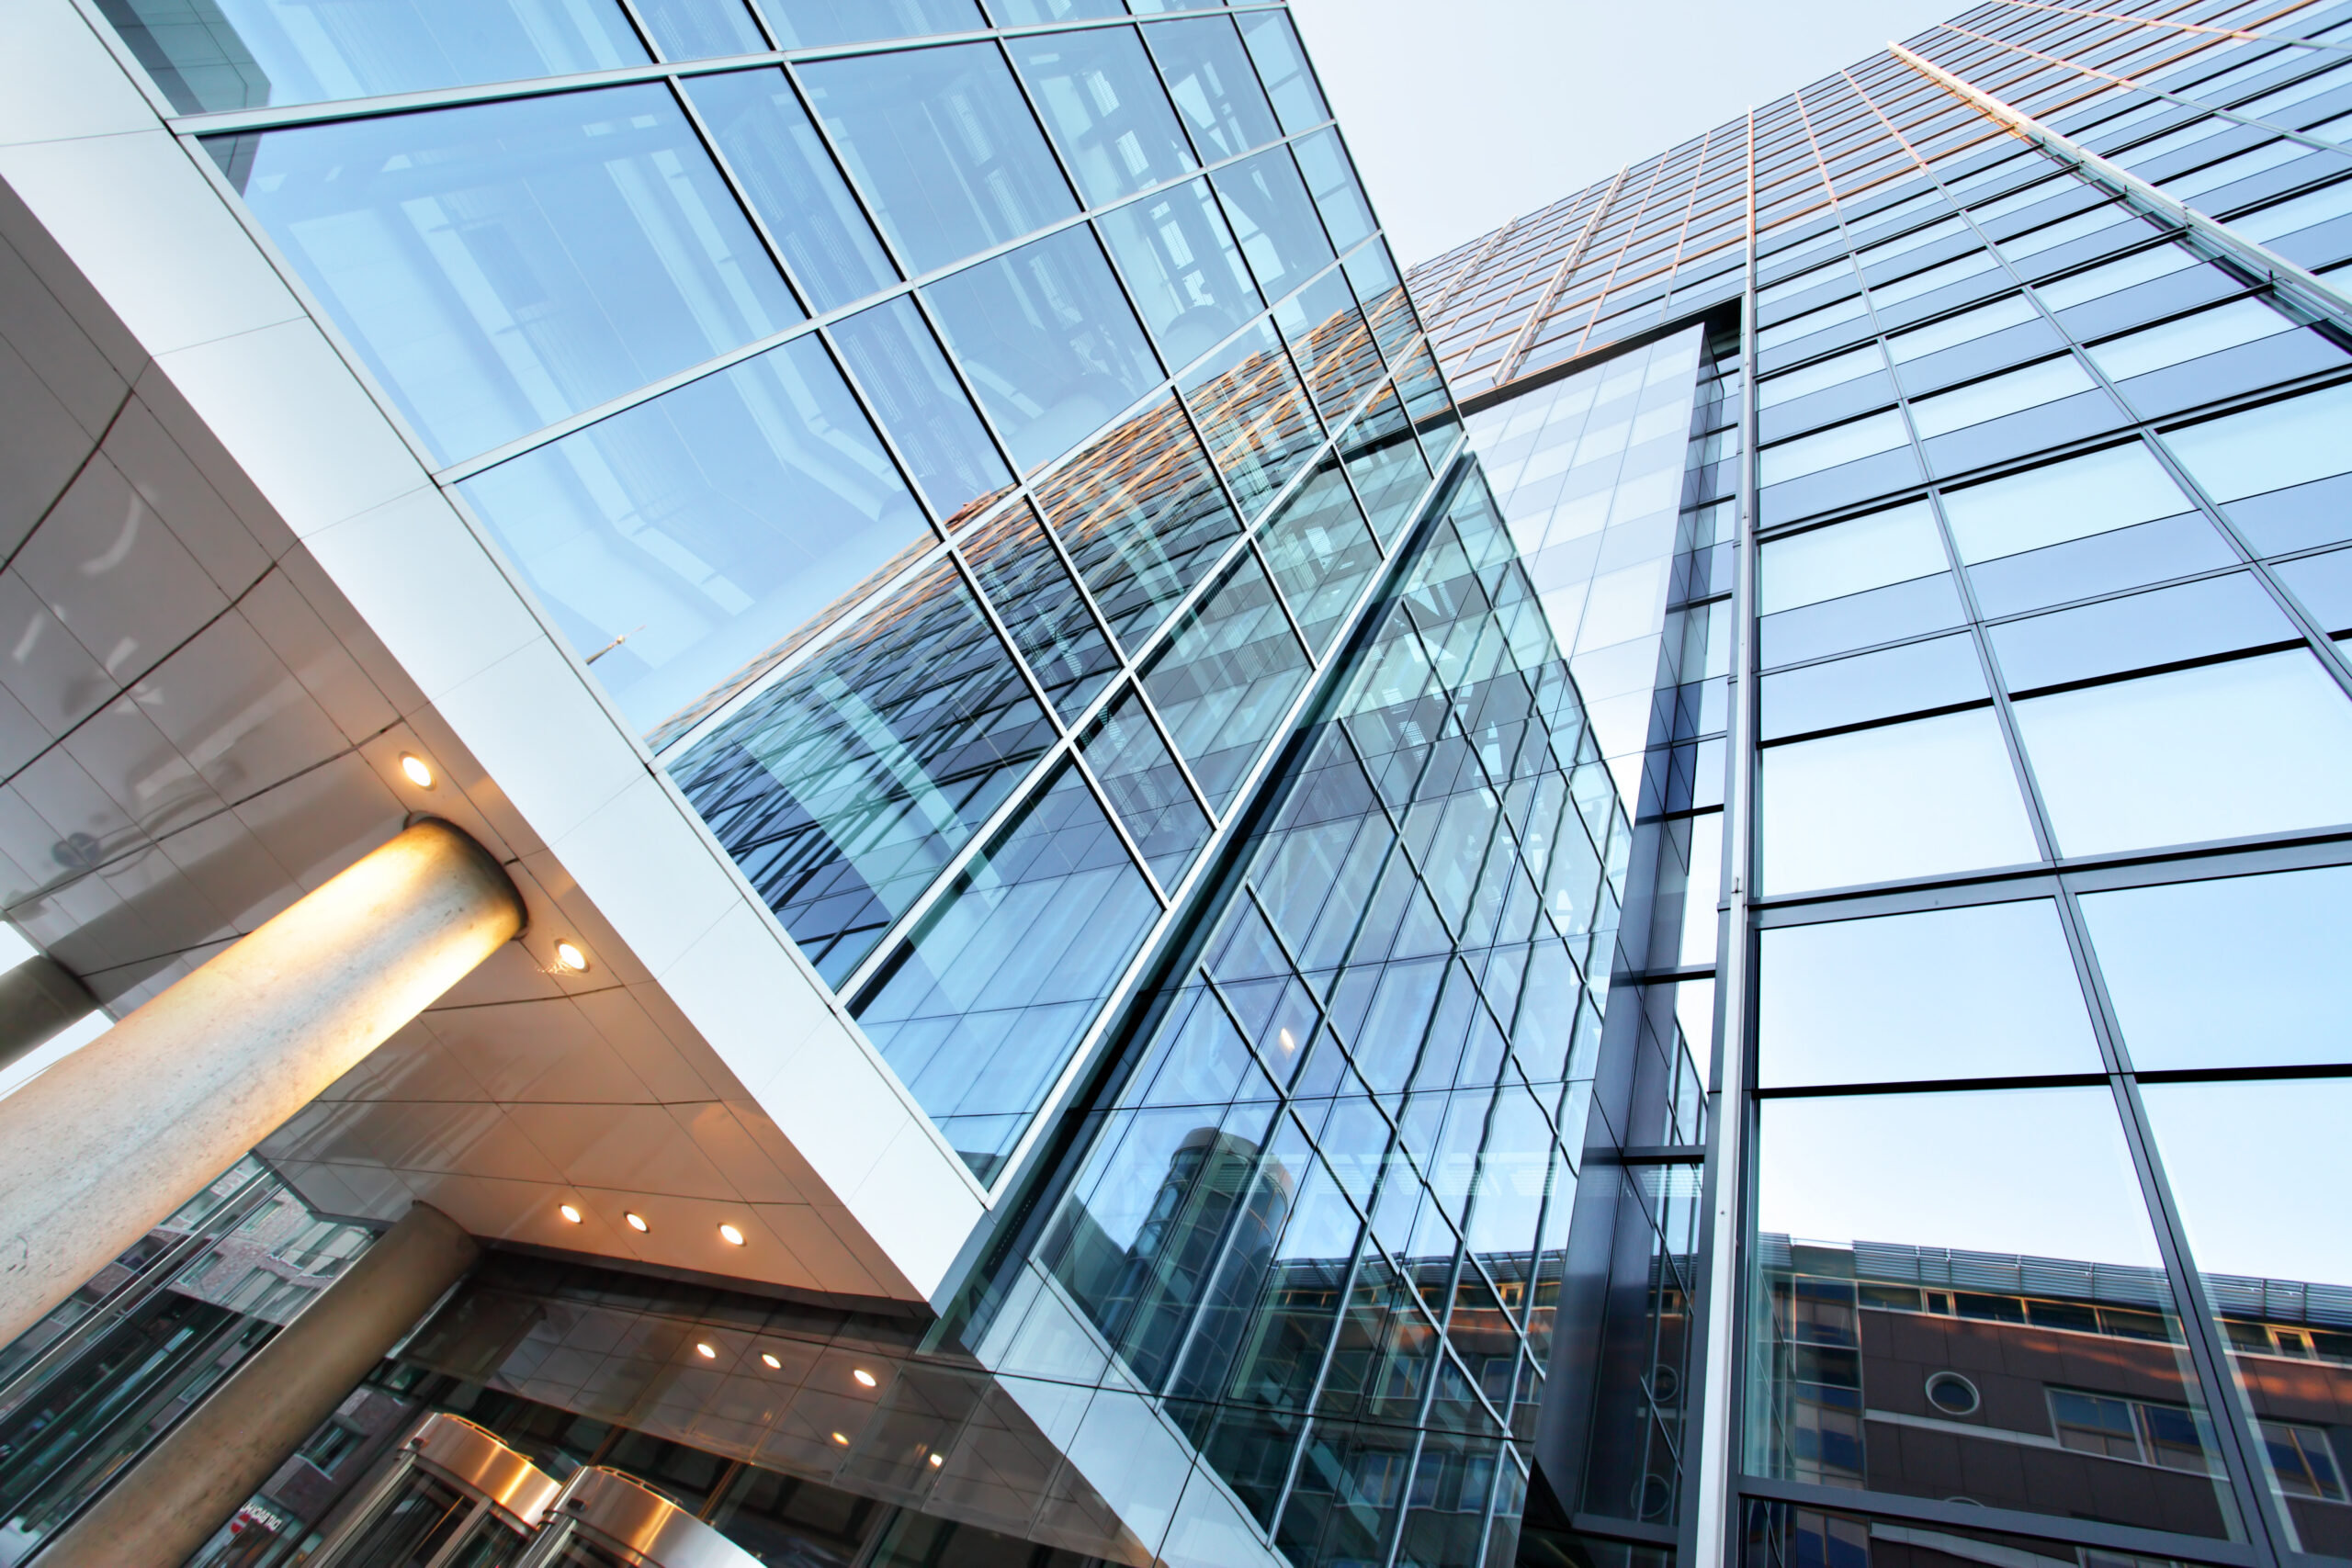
[1758,633,1987,740]
[956,502,1118,722]
[1987,572,2299,692]
[667,561,1055,984]
[853,759,1159,1181]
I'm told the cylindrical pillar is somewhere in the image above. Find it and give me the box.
[0,818,523,1348]
[0,953,97,1075]
[37,1201,481,1568]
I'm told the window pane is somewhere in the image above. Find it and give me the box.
[1096,177,1262,372]
[1258,456,1380,659]
[212,86,797,464]
[1080,683,1210,887]
[1939,442,2195,563]
[1213,148,1338,305]
[853,759,1160,1182]
[2080,863,2352,1072]
[1883,293,2038,363]
[668,561,1056,986]
[1758,633,1986,740]
[1757,343,1883,408]
[1757,411,1908,487]
[684,69,898,314]
[1292,128,1375,253]
[2160,381,2352,552]
[1147,15,1282,163]
[1035,394,1239,646]
[1009,25,1195,207]
[1762,709,2038,892]
[96,0,646,113]
[985,0,1121,20]
[1340,381,1432,547]
[1180,320,1322,523]
[1279,266,1385,421]
[1907,355,2096,438]
[1238,11,1328,135]
[2032,242,2199,310]
[801,43,1075,276]
[1986,572,2296,692]
[1142,552,1312,812]
[634,0,763,59]
[459,335,925,733]
[1870,251,1996,308]
[1759,901,2101,1086]
[1751,1089,2239,1531]
[2015,650,2352,857]
[957,501,1118,722]
[761,0,985,47]
[922,227,1162,475]
[1759,502,1946,614]
[1344,243,1419,363]
[829,297,1012,524]
[2140,1078,2352,1552]
[2086,297,2299,382]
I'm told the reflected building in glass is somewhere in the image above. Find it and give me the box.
[0,1,2348,1567]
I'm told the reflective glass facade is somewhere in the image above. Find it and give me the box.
[1415,6,2352,1567]
[7,1,2352,1566]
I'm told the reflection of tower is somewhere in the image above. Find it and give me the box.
[1106,1129,1298,1393]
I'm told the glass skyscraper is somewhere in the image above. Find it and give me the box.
[0,2,2345,1568]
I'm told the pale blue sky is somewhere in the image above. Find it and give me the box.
[1291,0,1968,267]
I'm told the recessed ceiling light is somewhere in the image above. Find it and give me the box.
[624,1212,649,1232]
[831,1432,849,1447]
[761,1352,782,1370]
[399,754,434,789]
[695,1342,716,1359]
[929,1453,944,1468]
[554,940,590,973]
[559,1203,582,1224]
[853,1368,876,1388]
[718,1223,745,1246]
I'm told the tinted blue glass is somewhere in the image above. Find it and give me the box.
[1759,635,1989,740]
[922,228,1162,475]
[828,297,1012,523]
[634,0,763,58]
[1180,321,1322,521]
[1279,265,1386,419]
[800,42,1075,276]
[1143,552,1312,811]
[853,759,1160,1181]
[1238,10,1328,134]
[1987,573,2300,692]
[1258,456,1379,657]
[1292,129,1374,253]
[957,502,1119,721]
[1081,683,1212,887]
[1146,16,1281,162]
[683,70,899,313]
[1009,26,1195,206]
[96,0,646,113]
[984,0,1121,18]
[214,85,798,464]
[761,0,985,47]
[669,562,1055,985]
[1340,381,1430,547]
[1097,178,1261,371]
[460,335,927,734]
[1035,395,1240,644]
[1214,148,1338,304]
[2274,547,2352,634]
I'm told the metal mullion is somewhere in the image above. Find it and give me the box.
[730,0,781,52]
[2048,882,2294,1564]
[668,73,820,321]
[1688,102,1761,1568]
[1065,742,1174,908]
[942,545,1072,740]
[1739,1473,2267,1565]
[1118,677,1220,826]
[1247,536,1323,680]
[989,33,1090,223]
[606,0,668,62]
[890,288,1029,496]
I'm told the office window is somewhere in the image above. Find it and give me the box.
[1257,457,1381,658]
[1906,355,2097,438]
[213,86,798,464]
[1761,709,2038,892]
[1939,443,2194,563]
[634,0,763,59]
[2087,298,2305,382]
[1097,177,1263,372]
[762,0,984,46]
[1758,410,1908,486]
[2160,382,2352,554]
[1008,27,1196,207]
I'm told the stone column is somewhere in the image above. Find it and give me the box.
[37,1202,481,1568]
[0,818,523,1348]
[0,953,97,1075]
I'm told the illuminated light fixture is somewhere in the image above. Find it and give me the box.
[831,1432,849,1447]
[559,1203,582,1224]
[624,1212,649,1232]
[761,1352,782,1371]
[718,1223,745,1247]
[554,940,590,974]
[1278,1028,1295,1052]
[852,1369,877,1388]
[399,753,434,789]
[695,1342,717,1359]
[929,1453,944,1468]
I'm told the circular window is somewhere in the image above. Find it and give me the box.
[1926,1371,1981,1416]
